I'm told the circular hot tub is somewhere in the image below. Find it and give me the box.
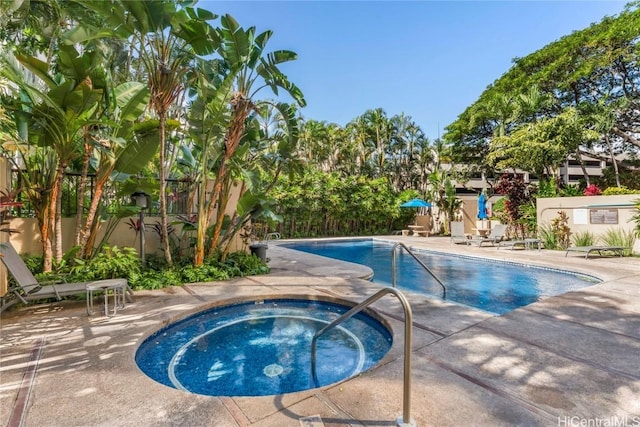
[135,298,392,396]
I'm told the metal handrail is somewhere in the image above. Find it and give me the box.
[311,287,416,427]
[391,242,446,299]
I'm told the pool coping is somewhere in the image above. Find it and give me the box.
[1,235,639,426]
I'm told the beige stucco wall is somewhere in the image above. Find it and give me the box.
[415,214,431,230]
[455,194,639,251]
[5,176,245,257]
[537,195,639,253]
[0,177,246,296]
[7,215,244,256]
[458,195,501,235]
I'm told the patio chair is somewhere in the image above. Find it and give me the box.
[450,221,468,244]
[467,223,508,247]
[0,242,133,313]
[565,245,627,259]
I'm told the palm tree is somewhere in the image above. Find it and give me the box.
[142,32,191,266]
[363,108,392,177]
[0,80,58,261]
[299,119,329,169]
[388,113,428,192]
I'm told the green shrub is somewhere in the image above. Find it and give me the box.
[539,212,573,250]
[602,186,640,195]
[68,246,141,281]
[127,269,186,290]
[517,202,538,237]
[223,251,271,275]
[22,254,44,274]
[179,264,229,283]
[559,184,582,197]
[599,228,636,256]
[126,250,270,290]
[572,231,597,247]
[17,245,270,292]
[538,223,559,250]
[490,197,509,224]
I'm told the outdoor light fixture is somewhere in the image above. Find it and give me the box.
[131,191,149,209]
[131,191,150,265]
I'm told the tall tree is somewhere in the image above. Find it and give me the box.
[76,82,152,258]
[487,108,599,179]
[202,14,305,262]
[67,0,219,266]
[446,4,640,180]
[1,45,104,270]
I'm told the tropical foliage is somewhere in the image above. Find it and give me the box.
[269,171,415,237]
[445,3,640,189]
[600,228,636,256]
[632,199,640,238]
[22,246,269,291]
[0,0,304,272]
[1,0,639,284]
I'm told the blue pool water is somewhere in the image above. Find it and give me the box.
[136,299,392,396]
[281,239,600,314]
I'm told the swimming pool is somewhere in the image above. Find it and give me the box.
[281,239,600,314]
[136,298,392,396]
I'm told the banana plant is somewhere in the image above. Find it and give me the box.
[203,14,305,262]
[66,0,219,267]
[1,45,105,270]
[76,81,152,258]
[217,102,300,256]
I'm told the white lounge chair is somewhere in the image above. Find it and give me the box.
[450,221,468,244]
[467,224,508,247]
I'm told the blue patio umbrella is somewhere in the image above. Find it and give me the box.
[401,198,432,225]
[400,198,432,208]
[477,193,488,220]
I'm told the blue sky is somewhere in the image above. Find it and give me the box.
[202,1,627,140]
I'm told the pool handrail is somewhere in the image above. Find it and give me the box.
[311,287,416,427]
[391,242,446,299]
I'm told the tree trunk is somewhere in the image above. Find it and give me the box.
[84,212,104,259]
[605,135,621,187]
[574,149,590,186]
[158,115,172,266]
[55,176,63,265]
[74,133,91,246]
[194,172,209,266]
[207,166,233,257]
[78,172,109,258]
[45,167,64,272]
[205,94,250,254]
[39,205,53,273]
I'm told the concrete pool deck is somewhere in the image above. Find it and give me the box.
[1,236,639,426]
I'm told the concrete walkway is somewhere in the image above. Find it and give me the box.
[1,236,638,427]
